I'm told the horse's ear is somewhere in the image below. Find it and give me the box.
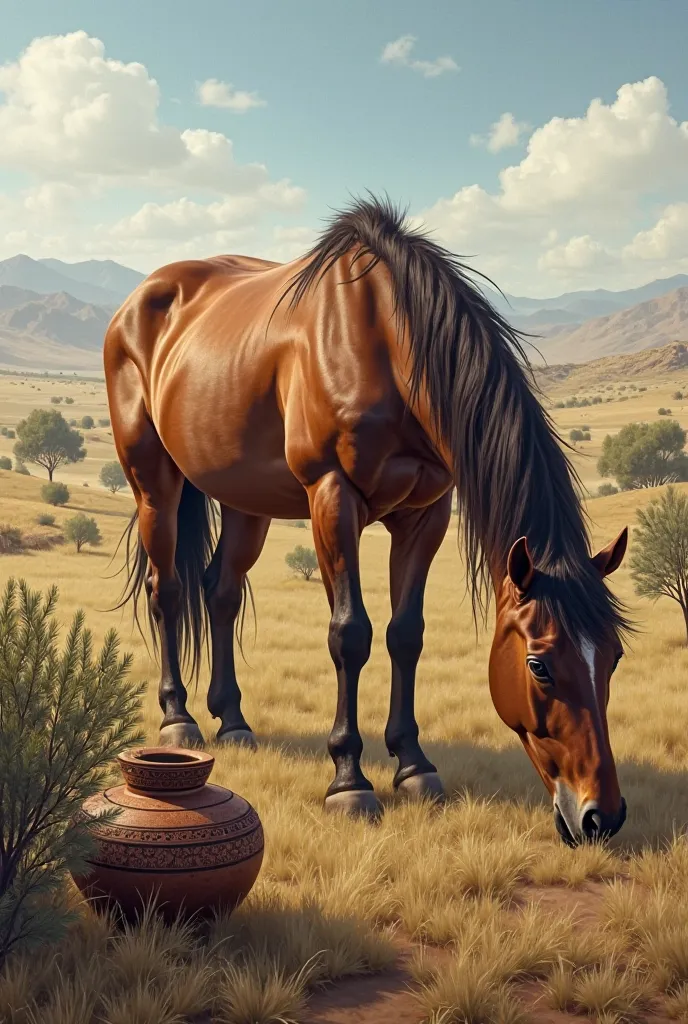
[507,536,534,594]
[591,527,628,578]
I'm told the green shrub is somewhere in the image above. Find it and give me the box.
[673,391,683,401]
[569,429,584,442]
[50,397,62,405]
[64,396,74,405]
[80,416,94,429]
[285,545,319,581]
[64,513,101,552]
[36,513,56,527]
[0,457,11,471]
[13,460,30,475]
[0,427,7,436]
[41,482,70,507]
[0,578,144,962]
[6,430,14,439]
[597,483,619,497]
[98,417,110,427]
[0,525,22,554]
[582,431,591,441]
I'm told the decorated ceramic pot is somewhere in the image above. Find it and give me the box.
[72,747,264,921]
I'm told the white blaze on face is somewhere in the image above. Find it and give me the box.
[578,637,599,719]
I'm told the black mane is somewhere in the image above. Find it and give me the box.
[282,195,632,647]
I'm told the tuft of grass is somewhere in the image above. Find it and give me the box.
[214,955,315,1024]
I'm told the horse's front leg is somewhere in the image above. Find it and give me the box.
[383,493,452,801]
[308,471,379,817]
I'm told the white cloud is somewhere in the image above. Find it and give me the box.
[380,35,458,78]
[470,112,530,153]
[197,78,266,113]
[417,76,688,292]
[0,31,306,269]
[624,203,688,263]
[538,235,616,275]
[0,32,284,195]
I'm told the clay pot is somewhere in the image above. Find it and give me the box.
[72,747,263,921]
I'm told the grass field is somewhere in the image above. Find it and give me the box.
[3,366,688,1023]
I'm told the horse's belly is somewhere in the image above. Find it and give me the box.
[192,458,310,519]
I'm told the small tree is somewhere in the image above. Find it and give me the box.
[13,459,30,476]
[597,420,688,489]
[50,396,62,405]
[630,486,688,643]
[98,417,111,427]
[0,579,144,962]
[0,456,11,471]
[64,513,101,552]
[597,483,619,497]
[14,409,86,481]
[286,545,319,581]
[64,396,74,405]
[99,461,127,493]
[673,391,683,401]
[569,429,584,442]
[41,482,70,507]
[81,415,94,430]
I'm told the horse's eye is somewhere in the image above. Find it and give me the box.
[527,657,553,684]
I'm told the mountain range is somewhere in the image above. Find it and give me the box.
[0,253,686,371]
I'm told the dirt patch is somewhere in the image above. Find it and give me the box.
[303,965,421,1024]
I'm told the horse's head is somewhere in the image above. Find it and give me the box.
[489,528,628,846]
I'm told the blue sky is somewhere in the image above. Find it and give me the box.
[0,1,687,295]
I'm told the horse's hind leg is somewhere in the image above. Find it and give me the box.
[382,493,452,802]
[203,507,270,747]
[308,471,378,817]
[113,411,205,748]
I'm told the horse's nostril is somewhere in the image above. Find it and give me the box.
[581,808,603,839]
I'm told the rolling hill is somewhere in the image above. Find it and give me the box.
[0,254,144,306]
[0,285,111,371]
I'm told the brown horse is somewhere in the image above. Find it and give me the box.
[105,196,632,846]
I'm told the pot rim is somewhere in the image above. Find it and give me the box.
[118,746,215,769]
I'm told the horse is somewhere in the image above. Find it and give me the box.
[105,196,632,847]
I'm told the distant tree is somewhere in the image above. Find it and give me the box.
[6,429,14,439]
[673,391,683,401]
[80,415,94,430]
[14,409,86,481]
[597,421,688,490]
[50,396,62,405]
[630,486,688,643]
[581,431,591,441]
[0,427,7,436]
[41,482,70,506]
[64,513,101,552]
[0,525,23,554]
[569,429,584,442]
[658,407,671,416]
[36,512,56,526]
[13,459,30,476]
[0,456,11,471]
[99,461,127,493]
[98,417,111,427]
[285,545,319,581]
[597,483,619,497]
[64,396,74,405]
[68,418,78,426]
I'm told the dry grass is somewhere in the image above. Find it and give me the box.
[4,366,688,1019]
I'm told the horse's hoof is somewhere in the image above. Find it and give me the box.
[159,722,205,749]
[397,772,445,804]
[216,728,258,750]
[324,789,382,819]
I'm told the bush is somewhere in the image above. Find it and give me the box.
[673,391,683,401]
[6,430,14,439]
[285,545,319,581]
[68,418,77,426]
[64,513,101,552]
[41,482,70,507]
[0,524,22,554]
[658,407,669,415]
[50,397,62,405]
[0,579,144,962]
[80,415,94,429]
[13,460,30,475]
[98,417,111,427]
[0,427,7,436]
[64,396,74,405]
[0,456,11,471]
[597,483,619,497]
[581,431,591,441]
[36,513,56,527]
[569,429,584,442]
[598,420,688,489]
[580,425,590,431]
[99,461,127,493]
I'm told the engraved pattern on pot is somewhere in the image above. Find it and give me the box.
[119,763,212,791]
[88,825,264,871]
[81,808,261,846]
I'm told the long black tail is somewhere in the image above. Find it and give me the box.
[113,480,253,682]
